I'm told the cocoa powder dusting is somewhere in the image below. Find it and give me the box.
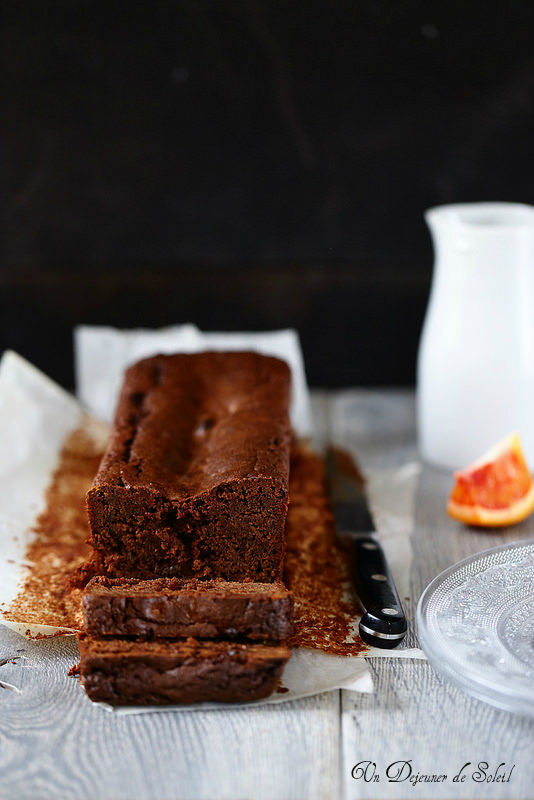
[1,419,108,632]
[284,444,368,656]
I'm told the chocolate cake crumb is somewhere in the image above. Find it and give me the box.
[78,636,290,705]
[82,576,294,641]
[85,352,292,582]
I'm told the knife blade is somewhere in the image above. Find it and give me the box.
[326,446,407,649]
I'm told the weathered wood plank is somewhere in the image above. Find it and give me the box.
[0,626,341,800]
[342,659,534,799]
[336,390,534,799]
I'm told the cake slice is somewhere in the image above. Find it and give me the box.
[78,635,291,705]
[82,576,294,641]
[85,352,292,582]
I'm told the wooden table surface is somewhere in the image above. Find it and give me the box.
[1,390,534,800]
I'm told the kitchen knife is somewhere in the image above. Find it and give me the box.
[326,446,407,648]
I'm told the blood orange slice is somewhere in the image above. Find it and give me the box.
[447,433,534,526]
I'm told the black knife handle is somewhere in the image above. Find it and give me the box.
[348,535,407,649]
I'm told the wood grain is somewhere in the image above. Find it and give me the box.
[0,624,341,800]
[336,391,534,800]
[342,659,534,799]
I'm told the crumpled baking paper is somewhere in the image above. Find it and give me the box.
[0,327,423,711]
[0,351,87,638]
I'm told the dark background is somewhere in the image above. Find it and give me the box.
[2,1,534,388]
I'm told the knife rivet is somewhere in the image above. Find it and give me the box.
[371,573,388,582]
[362,542,378,550]
[382,608,399,616]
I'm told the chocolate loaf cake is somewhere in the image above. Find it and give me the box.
[83,576,294,640]
[85,352,292,582]
[78,635,290,705]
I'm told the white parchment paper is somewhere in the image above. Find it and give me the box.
[75,324,313,437]
[0,351,87,637]
[0,331,424,711]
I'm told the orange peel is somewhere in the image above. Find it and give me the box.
[447,433,534,527]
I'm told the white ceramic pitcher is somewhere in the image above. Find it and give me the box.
[417,202,534,470]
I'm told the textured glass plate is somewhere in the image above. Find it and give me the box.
[417,540,534,717]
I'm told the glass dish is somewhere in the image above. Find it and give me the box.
[417,539,534,717]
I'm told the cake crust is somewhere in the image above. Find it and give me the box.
[85,352,292,581]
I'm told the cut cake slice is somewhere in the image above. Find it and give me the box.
[82,576,294,641]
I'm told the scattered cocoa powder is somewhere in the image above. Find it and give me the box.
[1,418,108,631]
[284,444,368,656]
